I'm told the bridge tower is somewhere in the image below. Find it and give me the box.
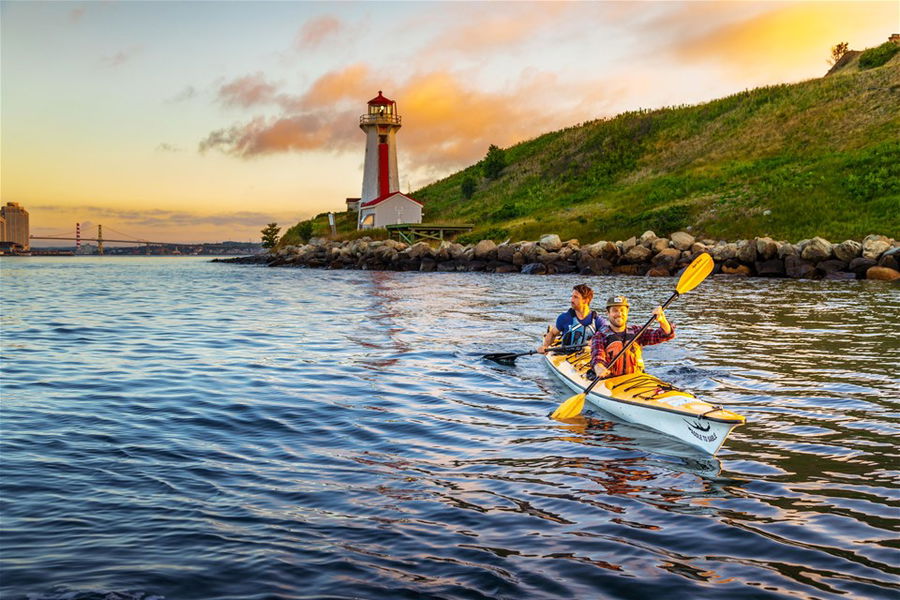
[98,224,104,255]
[76,223,81,254]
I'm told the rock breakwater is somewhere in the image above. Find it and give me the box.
[216,232,900,281]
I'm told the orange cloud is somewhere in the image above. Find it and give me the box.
[198,63,614,174]
[294,15,344,50]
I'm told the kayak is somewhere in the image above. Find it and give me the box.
[545,348,745,455]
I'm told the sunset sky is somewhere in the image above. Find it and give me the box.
[2,1,897,245]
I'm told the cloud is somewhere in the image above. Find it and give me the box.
[155,143,181,153]
[101,45,142,68]
[217,73,281,109]
[198,64,607,173]
[294,15,343,50]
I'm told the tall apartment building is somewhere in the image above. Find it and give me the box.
[1,202,30,250]
[0,215,6,243]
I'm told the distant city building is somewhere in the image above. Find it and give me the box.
[355,91,422,229]
[0,202,29,250]
[890,33,900,44]
[0,215,6,243]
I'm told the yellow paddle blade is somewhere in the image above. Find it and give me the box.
[550,393,586,420]
[676,252,714,295]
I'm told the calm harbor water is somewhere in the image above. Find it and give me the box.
[1,256,898,600]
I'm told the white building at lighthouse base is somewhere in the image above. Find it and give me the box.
[358,192,423,230]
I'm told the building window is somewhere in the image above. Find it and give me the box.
[361,213,375,228]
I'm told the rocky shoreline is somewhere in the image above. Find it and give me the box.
[214,232,900,281]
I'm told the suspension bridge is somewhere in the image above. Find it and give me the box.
[30,223,183,255]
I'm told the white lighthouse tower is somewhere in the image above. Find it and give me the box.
[356,91,422,229]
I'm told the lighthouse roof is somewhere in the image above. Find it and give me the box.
[367,91,395,106]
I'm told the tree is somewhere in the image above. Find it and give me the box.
[482,144,507,180]
[829,42,849,65]
[461,175,476,199]
[261,222,281,249]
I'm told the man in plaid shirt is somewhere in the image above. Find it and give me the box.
[591,295,675,379]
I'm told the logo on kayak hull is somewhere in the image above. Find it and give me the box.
[684,418,718,443]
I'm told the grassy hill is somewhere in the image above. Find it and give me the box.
[283,44,899,247]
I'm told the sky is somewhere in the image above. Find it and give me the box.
[2,1,897,245]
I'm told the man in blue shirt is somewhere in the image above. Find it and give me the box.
[537,284,606,354]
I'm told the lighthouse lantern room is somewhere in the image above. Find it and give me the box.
[356,91,422,229]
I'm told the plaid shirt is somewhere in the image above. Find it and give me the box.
[590,323,675,369]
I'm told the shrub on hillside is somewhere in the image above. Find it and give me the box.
[858,42,900,69]
[461,176,476,199]
[482,145,507,179]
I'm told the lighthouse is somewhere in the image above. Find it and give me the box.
[356,91,422,229]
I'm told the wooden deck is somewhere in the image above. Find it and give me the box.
[385,223,474,244]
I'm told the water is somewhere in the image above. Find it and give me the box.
[1,256,898,600]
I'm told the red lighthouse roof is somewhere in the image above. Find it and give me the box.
[367,90,395,106]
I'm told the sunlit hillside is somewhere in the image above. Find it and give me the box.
[284,44,899,246]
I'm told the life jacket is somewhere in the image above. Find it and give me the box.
[597,327,645,376]
[560,309,600,348]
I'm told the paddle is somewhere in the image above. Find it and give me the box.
[550,253,714,420]
[483,344,587,364]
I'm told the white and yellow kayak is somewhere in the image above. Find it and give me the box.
[546,348,745,455]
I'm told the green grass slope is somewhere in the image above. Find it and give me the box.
[284,52,899,247]
[413,56,899,243]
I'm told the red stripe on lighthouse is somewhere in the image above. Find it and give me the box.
[378,143,390,197]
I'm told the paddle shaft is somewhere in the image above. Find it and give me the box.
[580,290,679,397]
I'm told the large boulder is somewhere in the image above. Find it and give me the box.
[755,237,779,260]
[639,230,658,246]
[736,240,757,263]
[539,234,562,252]
[785,255,815,279]
[621,236,638,253]
[755,259,786,277]
[651,238,670,253]
[652,247,682,269]
[712,243,737,261]
[670,231,695,251]
[833,240,862,263]
[721,263,751,276]
[405,241,432,260]
[578,257,613,275]
[496,243,516,263]
[862,234,892,260]
[646,266,670,277]
[849,256,878,275]
[473,239,498,261]
[778,243,799,258]
[623,244,653,264]
[801,237,833,262]
[866,266,900,281]
[879,247,900,271]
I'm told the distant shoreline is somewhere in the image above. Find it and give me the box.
[214,231,900,282]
